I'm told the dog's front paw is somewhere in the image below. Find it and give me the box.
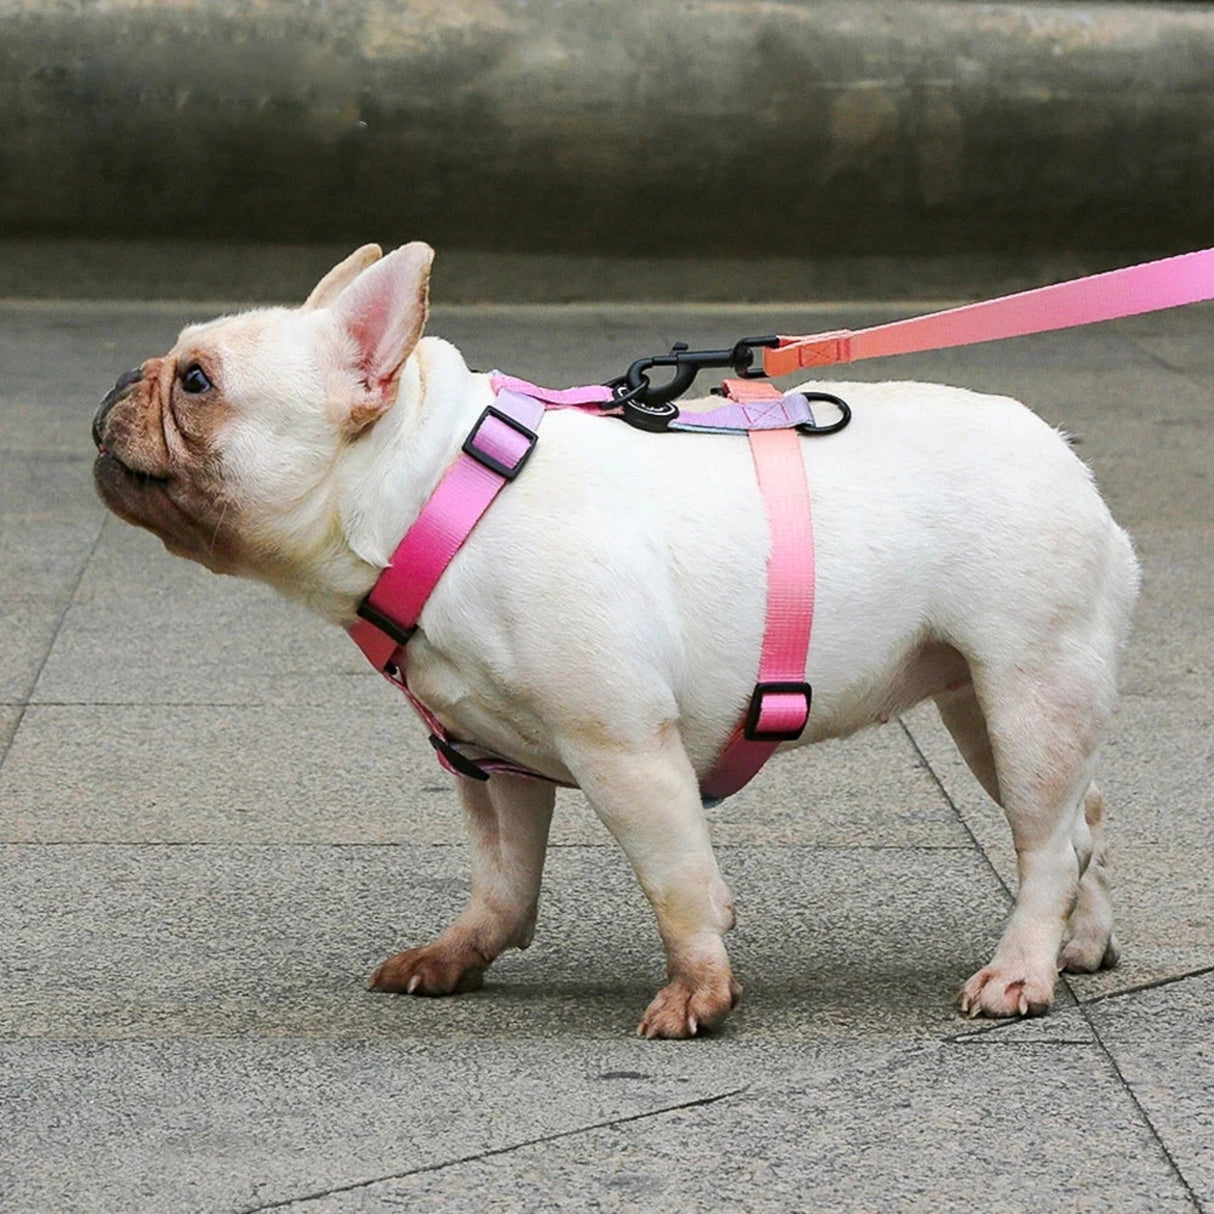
[637,973,742,1040]
[368,938,490,996]
[958,965,1055,1019]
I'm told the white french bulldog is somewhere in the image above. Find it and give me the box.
[92,243,1139,1038]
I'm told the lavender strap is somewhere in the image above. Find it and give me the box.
[669,393,816,435]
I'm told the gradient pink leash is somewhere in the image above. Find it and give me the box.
[765,246,1214,375]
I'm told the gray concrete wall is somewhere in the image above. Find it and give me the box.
[3,1,1214,257]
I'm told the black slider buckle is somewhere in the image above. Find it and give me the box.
[429,733,491,781]
[462,406,538,480]
[743,681,813,742]
[356,598,417,649]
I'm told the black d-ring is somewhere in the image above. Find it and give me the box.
[795,392,852,435]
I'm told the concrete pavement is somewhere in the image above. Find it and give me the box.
[1,281,1211,1211]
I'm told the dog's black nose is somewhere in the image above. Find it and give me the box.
[113,367,143,394]
[93,367,142,448]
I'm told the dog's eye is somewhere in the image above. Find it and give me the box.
[180,364,212,394]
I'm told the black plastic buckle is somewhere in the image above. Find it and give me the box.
[462,406,538,480]
[356,598,417,649]
[428,733,492,781]
[743,681,813,742]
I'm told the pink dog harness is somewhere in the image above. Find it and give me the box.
[347,374,827,801]
[347,246,1214,802]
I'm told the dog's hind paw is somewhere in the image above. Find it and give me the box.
[958,965,1055,1019]
[1059,930,1120,974]
[637,973,741,1040]
[368,938,491,997]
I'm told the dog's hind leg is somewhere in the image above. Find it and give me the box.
[369,774,555,996]
[937,685,1119,988]
[935,682,1001,805]
[957,658,1114,1018]
[567,721,740,1039]
[1058,782,1120,973]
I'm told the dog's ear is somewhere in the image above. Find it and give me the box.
[329,242,435,434]
[304,244,384,311]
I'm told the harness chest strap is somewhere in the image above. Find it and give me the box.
[347,377,815,800]
[348,389,554,782]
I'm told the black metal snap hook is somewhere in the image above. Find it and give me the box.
[621,342,698,408]
[611,336,781,409]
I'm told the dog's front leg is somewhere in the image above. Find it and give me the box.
[369,774,555,996]
[570,723,740,1039]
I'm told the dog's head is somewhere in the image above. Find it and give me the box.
[92,243,434,589]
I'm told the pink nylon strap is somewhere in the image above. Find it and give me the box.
[348,388,553,783]
[700,391,814,803]
[358,391,543,635]
[347,615,400,672]
[350,612,550,783]
[490,373,615,408]
[765,245,1214,376]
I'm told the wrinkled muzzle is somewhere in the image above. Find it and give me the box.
[90,360,246,575]
[93,367,143,450]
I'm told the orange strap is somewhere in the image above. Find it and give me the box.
[764,246,1214,377]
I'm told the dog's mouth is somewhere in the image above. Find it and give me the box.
[93,445,241,573]
[92,370,173,489]
[94,446,170,489]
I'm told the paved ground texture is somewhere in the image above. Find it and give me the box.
[1,284,1211,1212]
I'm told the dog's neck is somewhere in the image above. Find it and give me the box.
[287,335,491,623]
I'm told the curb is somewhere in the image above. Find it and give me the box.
[2,1,1213,257]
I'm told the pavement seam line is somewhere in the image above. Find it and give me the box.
[0,515,107,772]
[944,1009,1205,1211]
[234,1085,750,1214]
[900,727,1205,1208]
[897,718,1014,905]
[901,718,1211,1010]
[1081,963,1214,1007]
[897,717,1094,1018]
[1122,328,1210,392]
[948,963,1214,1045]
[1076,1000,1204,1212]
